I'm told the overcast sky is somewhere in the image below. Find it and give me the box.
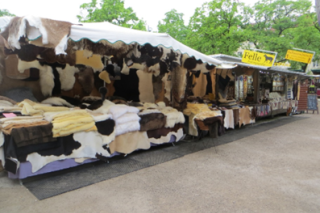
[0,0,289,31]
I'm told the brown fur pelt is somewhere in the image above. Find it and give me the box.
[0,50,44,101]
[171,66,188,111]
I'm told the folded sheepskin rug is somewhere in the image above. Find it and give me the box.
[109,105,140,136]
[0,100,22,112]
[41,97,74,107]
[18,99,70,116]
[0,115,48,134]
[49,110,97,137]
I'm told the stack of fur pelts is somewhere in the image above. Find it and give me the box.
[109,105,140,136]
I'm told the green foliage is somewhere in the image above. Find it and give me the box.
[0,9,15,17]
[185,0,250,55]
[245,0,312,59]
[77,0,146,31]
[157,9,189,43]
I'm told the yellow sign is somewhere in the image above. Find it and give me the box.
[242,50,276,66]
[285,50,313,64]
[274,62,291,67]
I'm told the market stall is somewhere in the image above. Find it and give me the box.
[0,16,234,179]
[210,54,306,126]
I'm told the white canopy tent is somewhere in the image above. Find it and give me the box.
[70,22,228,68]
[0,16,234,69]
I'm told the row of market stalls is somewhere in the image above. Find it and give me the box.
[0,16,311,179]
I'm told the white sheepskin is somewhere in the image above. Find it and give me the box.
[25,16,48,44]
[17,59,55,97]
[159,107,185,128]
[120,58,130,75]
[7,18,27,49]
[17,59,42,73]
[56,64,80,91]
[115,121,140,136]
[192,63,209,73]
[137,70,155,103]
[149,128,184,145]
[160,46,172,62]
[157,102,166,108]
[0,100,13,107]
[39,65,55,97]
[88,113,112,122]
[93,100,115,115]
[109,105,139,119]
[162,73,172,101]
[55,34,68,55]
[27,131,115,172]
[148,63,160,77]
[41,97,74,107]
[115,112,140,125]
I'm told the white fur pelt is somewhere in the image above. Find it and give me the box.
[115,121,140,136]
[109,105,139,120]
[41,97,74,107]
[149,128,184,145]
[56,64,79,91]
[160,46,171,62]
[162,73,172,101]
[88,112,112,122]
[120,58,130,75]
[93,100,115,114]
[108,105,140,136]
[0,100,13,107]
[115,112,140,125]
[27,130,115,172]
[192,63,209,73]
[17,59,55,97]
[137,70,155,103]
[159,106,185,128]
[17,59,42,73]
[39,65,55,97]
[148,63,160,77]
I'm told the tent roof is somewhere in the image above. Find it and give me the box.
[210,54,307,76]
[69,22,224,67]
[0,16,228,67]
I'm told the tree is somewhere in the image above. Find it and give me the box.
[244,0,312,60]
[157,9,189,43]
[186,0,251,55]
[0,9,15,17]
[77,0,146,31]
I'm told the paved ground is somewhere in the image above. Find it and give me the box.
[0,112,319,213]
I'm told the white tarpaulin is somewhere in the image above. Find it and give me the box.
[69,22,224,66]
